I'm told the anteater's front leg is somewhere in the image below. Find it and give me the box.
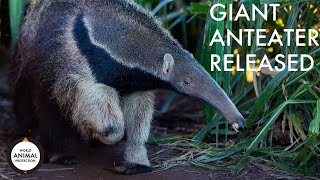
[52,74,125,145]
[117,91,155,175]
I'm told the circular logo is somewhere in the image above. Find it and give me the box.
[7,137,43,174]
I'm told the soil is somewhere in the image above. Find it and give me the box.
[0,143,308,180]
[0,67,313,180]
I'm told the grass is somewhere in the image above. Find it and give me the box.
[140,0,320,177]
[149,139,309,179]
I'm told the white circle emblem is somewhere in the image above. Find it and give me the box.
[10,139,41,171]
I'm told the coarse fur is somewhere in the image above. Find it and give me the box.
[121,91,155,166]
[10,0,245,174]
[114,91,155,174]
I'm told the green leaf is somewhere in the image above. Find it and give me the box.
[190,2,211,14]
[9,0,26,45]
[152,0,174,15]
[235,100,317,169]
[192,115,221,144]
[309,100,320,136]
[239,3,303,138]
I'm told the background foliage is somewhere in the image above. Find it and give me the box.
[137,0,320,176]
[0,0,319,177]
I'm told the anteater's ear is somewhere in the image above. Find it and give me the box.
[163,53,174,76]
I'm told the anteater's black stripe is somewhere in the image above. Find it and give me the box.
[73,16,172,95]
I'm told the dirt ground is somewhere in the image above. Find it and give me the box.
[0,68,316,180]
[0,142,310,180]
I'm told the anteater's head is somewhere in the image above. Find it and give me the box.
[159,52,246,131]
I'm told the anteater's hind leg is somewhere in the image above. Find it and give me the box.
[36,92,81,165]
[117,91,155,175]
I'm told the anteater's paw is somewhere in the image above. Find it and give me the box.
[115,162,153,175]
[49,154,79,165]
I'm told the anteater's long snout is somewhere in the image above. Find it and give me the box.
[197,75,246,131]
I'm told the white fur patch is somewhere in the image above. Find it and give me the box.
[53,74,125,144]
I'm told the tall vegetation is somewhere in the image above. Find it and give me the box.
[138,0,320,176]
[9,0,25,45]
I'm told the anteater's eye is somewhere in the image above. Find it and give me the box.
[183,80,190,85]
